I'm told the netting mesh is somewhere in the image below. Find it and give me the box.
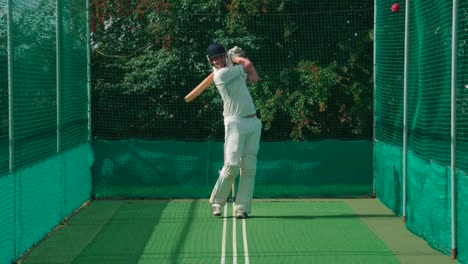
[374,0,405,146]
[458,1,468,261]
[375,0,468,261]
[12,0,58,168]
[60,0,89,150]
[404,0,454,255]
[89,1,376,200]
[90,1,374,141]
[0,0,89,170]
[0,0,91,263]
[458,0,468,172]
[1,0,467,263]
[406,0,453,165]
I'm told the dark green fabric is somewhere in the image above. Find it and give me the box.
[0,143,93,264]
[92,139,373,198]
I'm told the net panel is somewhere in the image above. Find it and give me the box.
[0,173,14,264]
[92,139,373,198]
[406,151,451,255]
[373,0,405,213]
[375,0,468,260]
[90,1,374,141]
[89,0,375,198]
[373,141,403,215]
[374,0,405,146]
[4,143,91,263]
[406,0,453,165]
[0,0,91,262]
[404,0,452,255]
[60,0,89,150]
[12,0,57,169]
[2,0,90,169]
[457,0,468,172]
[457,0,468,262]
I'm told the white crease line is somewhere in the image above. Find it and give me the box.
[221,204,228,264]
[232,205,237,264]
[242,218,249,264]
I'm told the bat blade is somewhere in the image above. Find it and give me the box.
[184,72,214,103]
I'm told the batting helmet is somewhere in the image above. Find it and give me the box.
[207,43,226,58]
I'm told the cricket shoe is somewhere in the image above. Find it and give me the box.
[235,209,248,219]
[212,204,222,216]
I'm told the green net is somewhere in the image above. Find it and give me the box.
[92,139,373,198]
[405,0,452,255]
[458,0,468,173]
[12,0,58,168]
[3,0,467,262]
[458,0,468,262]
[374,1,405,147]
[373,0,405,216]
[2,0,87,170]
[0,0,89,169]
[0,0,91,263]
[89,1,375,199]
[0,143,93,264]
[0,172,14,264]
[90,1,374,141]
[406,0,453,165]
[375,0,468,261]
[60,0,89,150]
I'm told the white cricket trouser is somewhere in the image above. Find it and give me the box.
[210,116,262,213]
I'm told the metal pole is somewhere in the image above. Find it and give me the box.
[450,0,458,259]
[7,0,16,258]
[402,0,410,222]
[371,0,377,198]
[7,0,14,173]
[86,0,92,142]
[56,0,62,152]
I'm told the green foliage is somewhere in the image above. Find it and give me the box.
[255,61,344,140]
[252,29,373,141]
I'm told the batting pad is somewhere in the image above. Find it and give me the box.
[210,164,240,206]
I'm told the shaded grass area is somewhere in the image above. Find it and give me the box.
[18,199,453,264]
[345,198,454,264]
[19,200,169,264]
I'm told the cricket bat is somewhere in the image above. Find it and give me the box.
[184,72,214,103]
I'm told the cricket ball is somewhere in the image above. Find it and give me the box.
[391,3,400,13]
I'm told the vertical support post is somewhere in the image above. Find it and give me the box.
[7,0,14,173]
[56,0,65,222]
[86,0,92,142]
[7,0,16,258]
[56,0,62,153]
[450,0,458,259]
[402,0,410,222]
[371,0,377,199]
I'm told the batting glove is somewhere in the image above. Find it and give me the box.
[228,46,246,58]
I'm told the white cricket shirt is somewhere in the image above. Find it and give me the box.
[213,65,256,118]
